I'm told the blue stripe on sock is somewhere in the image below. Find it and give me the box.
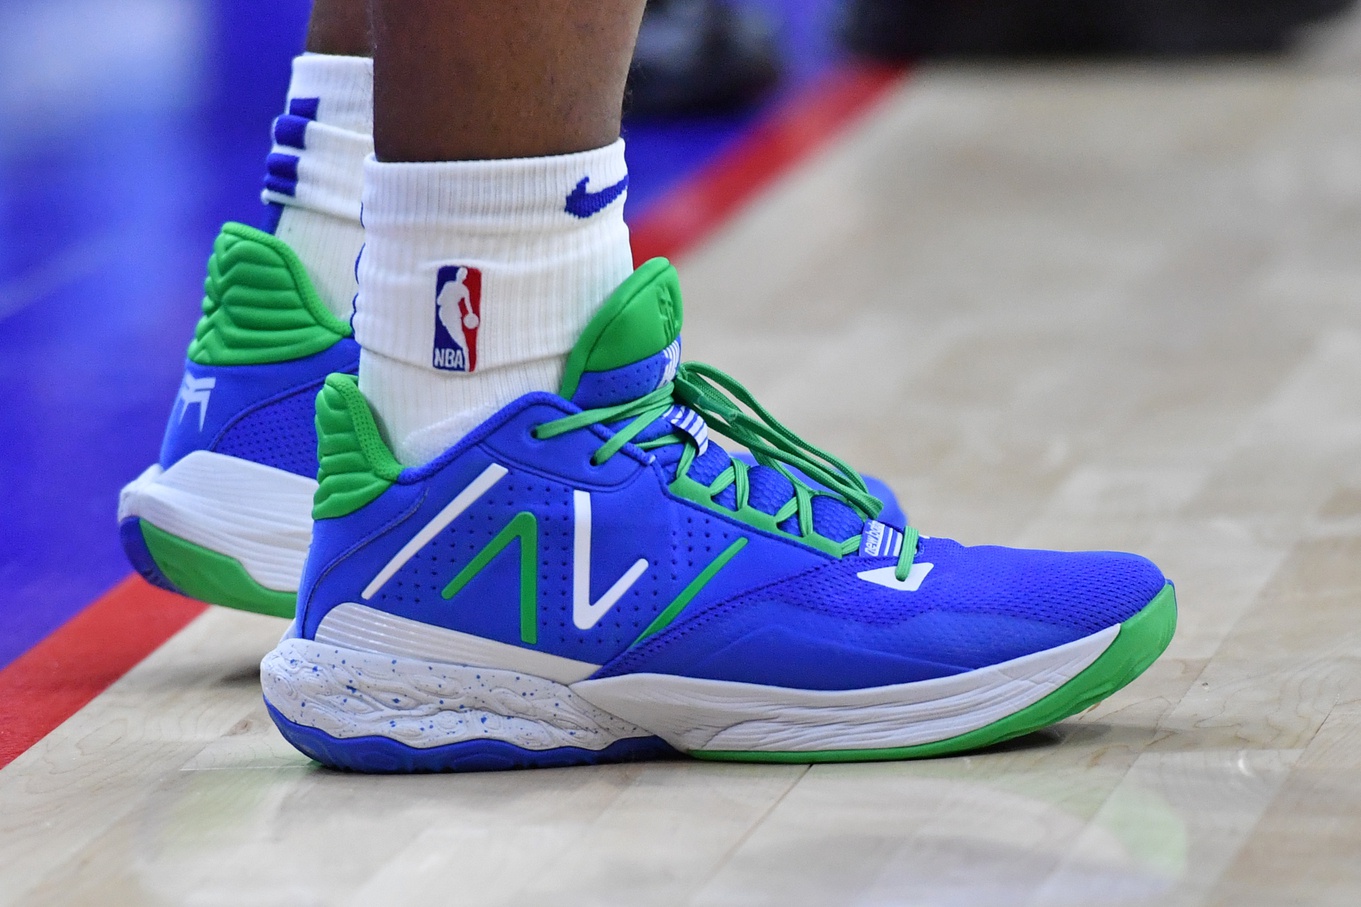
[288,96,320,120]
[262,201,284,234]
[264,152,300,196]
[272,114,309,150]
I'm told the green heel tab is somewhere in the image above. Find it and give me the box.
[313,374,404,520]
[188,222,352,366]
[559,258,683,399]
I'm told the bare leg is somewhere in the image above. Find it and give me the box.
[306,0,372,56]
[370,0,648,162]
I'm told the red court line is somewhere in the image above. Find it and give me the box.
[0,576,205,768]
[0,60,909,772]
[630,63,907,266]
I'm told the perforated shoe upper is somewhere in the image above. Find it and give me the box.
[157,223,358,477]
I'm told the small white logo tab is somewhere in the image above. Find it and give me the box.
[857,562,934,592]
[859,521,904,558]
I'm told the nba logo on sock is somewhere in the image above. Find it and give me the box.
[433,265,482,372]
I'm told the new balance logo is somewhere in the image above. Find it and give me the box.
[177,375,216,431]
[361,464,649,645]
[664,405,709,456]
[659,339,680,386]
[858,521,904,558]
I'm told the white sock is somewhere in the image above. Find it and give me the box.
[260,53,374,322]
[355,139,634,465]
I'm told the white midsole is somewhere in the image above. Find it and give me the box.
[574,627,1116,753]
[316,602,601,684]
[118,450,315,592]
[262,623,1118,755]
[261,639,653,753]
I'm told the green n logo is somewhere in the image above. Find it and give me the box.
[441,511,540,644]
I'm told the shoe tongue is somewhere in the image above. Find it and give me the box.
[560,258,683,405]
[559,258,867,547]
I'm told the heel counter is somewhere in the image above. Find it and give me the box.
[313,373,404,520]
[297,374,405,634]
[188,222,351,367]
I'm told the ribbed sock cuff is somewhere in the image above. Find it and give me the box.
[260,54,374,223]
[354,139,632,372]
[289,53,373,134]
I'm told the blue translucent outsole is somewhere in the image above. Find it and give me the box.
[118,517,185,596]
[264,700,679,773]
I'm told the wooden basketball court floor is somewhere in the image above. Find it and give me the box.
[6,16,1361,907]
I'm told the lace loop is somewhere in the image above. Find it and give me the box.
[894,527,920,581]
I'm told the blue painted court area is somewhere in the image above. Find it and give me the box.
[0,0,852,669]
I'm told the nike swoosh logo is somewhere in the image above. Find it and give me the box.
[564,175,629,219]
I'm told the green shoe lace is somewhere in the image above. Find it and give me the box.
[533,360,920,580]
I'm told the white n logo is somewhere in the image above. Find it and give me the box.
[572,490,648,629]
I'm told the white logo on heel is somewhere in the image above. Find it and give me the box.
[177,375,217,431]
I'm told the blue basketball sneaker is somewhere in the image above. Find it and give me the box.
[118,223,359,617]
[260,259,1175,771]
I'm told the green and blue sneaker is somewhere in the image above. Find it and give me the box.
[118,223,358,618]
[260,258,1176,772]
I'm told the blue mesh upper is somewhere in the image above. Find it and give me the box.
[571,350,867,544]
[573,353,670,408]
[795,537,1163,633]
[595,537,1167,688]
[214,380,325,476]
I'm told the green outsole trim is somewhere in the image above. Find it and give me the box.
[188,222,351,366]
[139,520,296,618]
[313,374,405,520]
[692,582,1177,764]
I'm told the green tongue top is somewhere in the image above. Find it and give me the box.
[559,258,684,400]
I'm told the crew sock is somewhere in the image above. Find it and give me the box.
[355,139,634,465]
[260,53,374,322]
